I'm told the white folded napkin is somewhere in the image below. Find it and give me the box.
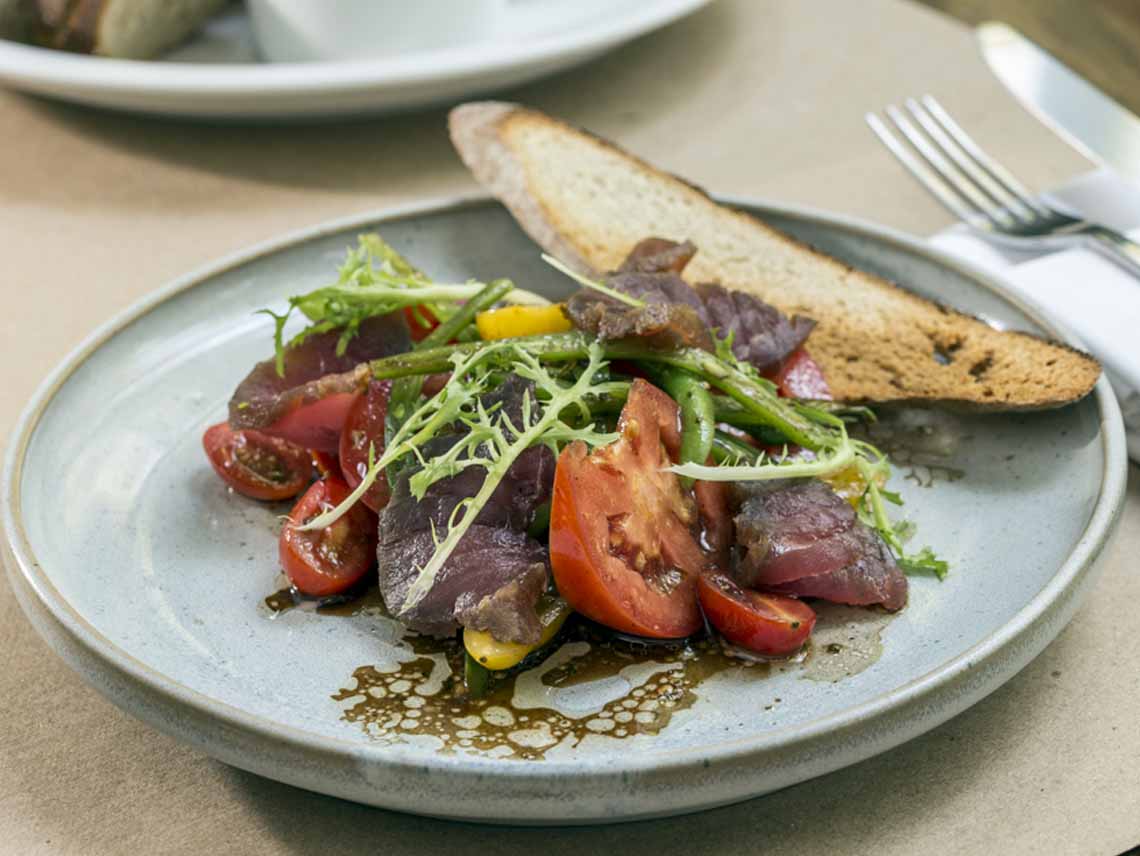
[929,169,1140,462]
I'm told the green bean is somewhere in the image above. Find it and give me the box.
[527,501,552,537]
[583,380,871,432]
[647,347,833,449]
[429,278,516,347]
[464,652,491,698]
[368,331,835,451]
[655,368,715,484]
[371,331,599,377]
[583,383,810,447]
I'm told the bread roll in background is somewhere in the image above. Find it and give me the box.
[33,0,227,58]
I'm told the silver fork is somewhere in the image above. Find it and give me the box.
[867,95,1140,279]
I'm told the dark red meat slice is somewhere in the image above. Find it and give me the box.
[732,480,857,586]
[379,525,551,642]
[696,282,816,374]
[566,238,712,351]
[228,312,411,452]
[565,294,713,352]
[565,238,817,373]
[729,479,907,611]
[455,557,550,645]
[766,528,907,611]
[617,238,697,274]
[376,376,556,642]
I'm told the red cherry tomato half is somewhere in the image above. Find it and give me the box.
[338,380,393,512]
[403,305,439,342]
[698,571,816,656]
[202,422,312,501]
[775,348,831,400]
[550,380,706,639]
[694,478,732,568]
[279,478,378,597]
[310,450,339,478]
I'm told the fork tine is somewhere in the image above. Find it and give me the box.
[919,95,1051,216]
[884,105,1015,228]
[904,98,1036,222]
[865,113,991,230]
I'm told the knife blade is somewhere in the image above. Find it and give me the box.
[977,21,1140,186]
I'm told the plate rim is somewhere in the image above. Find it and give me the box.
[2,193,1128,786]
[0,0,709,95]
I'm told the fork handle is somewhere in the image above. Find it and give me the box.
[1084,226,1140,280]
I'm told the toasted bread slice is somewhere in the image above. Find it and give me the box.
[449,101,1100,409]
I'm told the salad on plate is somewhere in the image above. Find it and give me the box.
[204,233,947,698]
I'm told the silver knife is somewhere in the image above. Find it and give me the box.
[978,21,1140,187]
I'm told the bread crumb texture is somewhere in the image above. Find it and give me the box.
[97,0,226,58]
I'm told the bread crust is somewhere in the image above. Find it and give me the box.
[450,102,598,276]
[35,0,100,51]
[33,0,224,57]
[449,101,1100,410]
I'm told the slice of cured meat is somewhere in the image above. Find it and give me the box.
[228,313,411,452]
[729,479,907,611]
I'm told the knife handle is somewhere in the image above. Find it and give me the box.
[1084,226,1140,280]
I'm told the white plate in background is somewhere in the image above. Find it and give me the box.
[0,0,710,119]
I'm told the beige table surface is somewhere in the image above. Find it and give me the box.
[2,1,1138,853]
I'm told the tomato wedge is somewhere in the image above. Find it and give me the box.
[202,422,312,501]
[550,380,708,638]
[694,478,732,568]
[698,570,816,656]
[279,478,378,597]
[310,450,339,478]
[774,348,831,400]
[337,380,392,512]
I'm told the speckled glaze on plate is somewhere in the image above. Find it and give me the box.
[2,197,1127,823]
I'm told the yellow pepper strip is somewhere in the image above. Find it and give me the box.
[823,464,887,508]
[463,597,571,671]
[476,304,572,340]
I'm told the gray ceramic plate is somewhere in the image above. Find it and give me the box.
[2,197,1127,824]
